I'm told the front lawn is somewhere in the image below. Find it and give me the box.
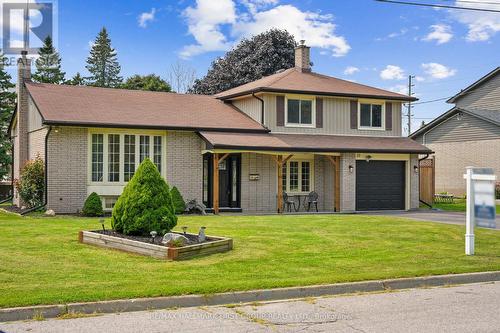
[431,199,500,214]
[0,211,499,308]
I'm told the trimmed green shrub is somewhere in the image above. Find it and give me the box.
[15,155,44,208]
[171,186,186,214]
[111,158,177,236]
[82,192,104,217]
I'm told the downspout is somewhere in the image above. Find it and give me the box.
[0,139,14,204]
[21,126,51,215]
[252,92,265,125]
[418,153,432,209]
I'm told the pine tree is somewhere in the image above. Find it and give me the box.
[86,27,122,87]
[32,36,65,84]
[65,72,86,86]
[0,54,16,180]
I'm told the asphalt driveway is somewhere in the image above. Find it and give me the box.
[360,210,499,230]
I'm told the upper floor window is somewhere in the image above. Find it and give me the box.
[359,102,384,129]
[286,98,314,127]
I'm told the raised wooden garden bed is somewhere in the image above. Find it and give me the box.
[78,230,233,260]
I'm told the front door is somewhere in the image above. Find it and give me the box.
[203,154,241,209]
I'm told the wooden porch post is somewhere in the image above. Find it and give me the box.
[326,156,341,212]
[277,155,283,213]
[213,153,220,214]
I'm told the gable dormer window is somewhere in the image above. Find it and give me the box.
[358,101,385,130]
[285,96,315,127]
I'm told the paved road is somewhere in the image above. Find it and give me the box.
[2,282,499,333]
[362,210,500,230]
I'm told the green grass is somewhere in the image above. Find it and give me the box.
[0,210,499,308]
[431,199,500,214]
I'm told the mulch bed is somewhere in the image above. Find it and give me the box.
[1,205,26,214]
[93,230,214,247]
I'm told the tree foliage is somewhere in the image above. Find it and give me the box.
[32,36,66,84]
[190,29,296,95]
[0,55,16,180]
[82,192,104,217]
[86,27,122,87]
[120,74,171,92]
[15,155,44,208]
[65,72,86,86]
[170,186,186,214]
[112,159,177,236]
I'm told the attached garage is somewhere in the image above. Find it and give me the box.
[356,160,406,211]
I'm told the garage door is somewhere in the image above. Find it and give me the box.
[356,161,406,211]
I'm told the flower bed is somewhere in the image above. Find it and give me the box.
[79,230,232,260]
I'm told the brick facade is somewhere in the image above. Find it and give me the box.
[47,127,88,214]
[340,153,356,212]
[410,154,420,209]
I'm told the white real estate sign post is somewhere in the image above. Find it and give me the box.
[463,167,497,255]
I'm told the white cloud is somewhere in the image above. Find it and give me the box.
[380,65,405,80]
[138,8,156,28]
[180,0,236,58]
[180,1,350,58]
[343,66,359,75]
[450,0,500,41]
[415,76,425,82]
[422,24,453,44]
[233,5,350,57]
[388,84,408,95]
[375,28,408,41]
[421,62,457,79]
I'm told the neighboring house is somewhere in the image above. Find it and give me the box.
[411,67,500,196]
[10,44,430,214]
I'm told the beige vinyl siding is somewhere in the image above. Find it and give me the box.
[263,94,402,136]
[454,73,500,111]
[27,96,43,132]
[232,97,262,123]
[422,113,500,144]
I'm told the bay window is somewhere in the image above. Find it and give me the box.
[89,132,165,184]
[286,97,314,127]
[282,160,313,193]
[359,102,384,129]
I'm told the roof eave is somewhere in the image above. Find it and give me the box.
[446,67,500,104]
[218,87,418,102]
[42,120,270,134]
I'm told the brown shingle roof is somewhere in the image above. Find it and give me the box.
[200,131,432,154]
[215,68,417,101]
[26,83,267,132]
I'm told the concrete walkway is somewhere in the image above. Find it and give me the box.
[362,209,499,230]
[2,282,499,333]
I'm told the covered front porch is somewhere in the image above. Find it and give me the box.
[202,151,342,214]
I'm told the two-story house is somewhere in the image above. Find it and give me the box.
[411,67,500,196]
[10,44,431,214]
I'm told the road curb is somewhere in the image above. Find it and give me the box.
[1,271,499,322]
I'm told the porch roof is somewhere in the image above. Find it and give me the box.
[199,132,433,154]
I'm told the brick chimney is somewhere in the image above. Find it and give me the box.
[14,51,31,206]
[294,40,311,73]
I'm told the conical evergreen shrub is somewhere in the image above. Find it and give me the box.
[170,186,186,214]
[82,192,103,217]
[112,158,177,235]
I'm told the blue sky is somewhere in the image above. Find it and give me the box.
[6,0,500,134]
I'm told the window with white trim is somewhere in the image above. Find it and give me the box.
[359,102,384,129]
[91,134,103,182]
[282,160,313,193]
[286,98,314,126]
[90,133,164,183]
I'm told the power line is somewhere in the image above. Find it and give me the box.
[443,0,500,6]
[375,0,500,12]
[411,96,451,105]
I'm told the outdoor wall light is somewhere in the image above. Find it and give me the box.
[53,127,59,133]
[414,165,419,174]
[365,155,372,162]
[349,165,354,173]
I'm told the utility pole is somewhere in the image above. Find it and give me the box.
[406,75,415,135]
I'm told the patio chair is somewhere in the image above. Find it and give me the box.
[306,191,319,212]
[283,192,296,212]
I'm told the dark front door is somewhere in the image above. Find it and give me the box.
[203,154,241,209]
[356,161,406,211]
